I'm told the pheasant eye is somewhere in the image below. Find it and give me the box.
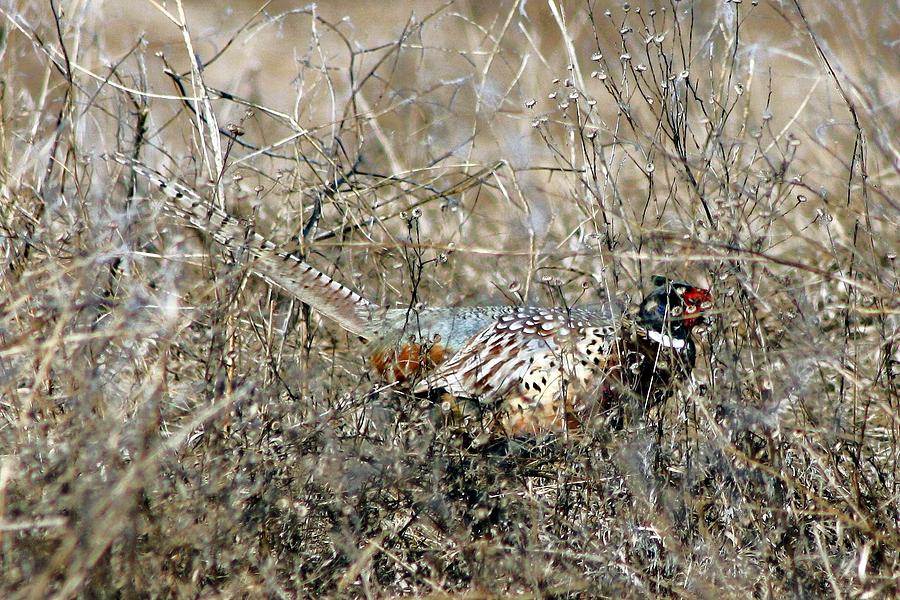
[656,304,666,315]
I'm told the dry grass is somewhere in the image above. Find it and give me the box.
[1,1,897,597]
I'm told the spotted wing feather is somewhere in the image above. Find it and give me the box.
[417,306,622,433]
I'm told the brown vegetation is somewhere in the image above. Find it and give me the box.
[0,1,897,597]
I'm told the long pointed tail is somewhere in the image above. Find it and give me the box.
[113,155,377,338]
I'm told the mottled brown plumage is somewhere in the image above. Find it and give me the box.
[116,156,712,435]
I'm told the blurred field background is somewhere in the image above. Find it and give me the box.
[1,0,897,597]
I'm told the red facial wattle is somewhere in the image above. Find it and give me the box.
[681,287,713,329]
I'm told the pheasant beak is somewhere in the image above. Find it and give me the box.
[681,286,713,329]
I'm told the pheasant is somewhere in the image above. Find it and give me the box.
[115,156,713,435]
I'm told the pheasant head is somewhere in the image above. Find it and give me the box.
[636,275,713,349]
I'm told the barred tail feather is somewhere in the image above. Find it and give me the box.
[114,154,376,338]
